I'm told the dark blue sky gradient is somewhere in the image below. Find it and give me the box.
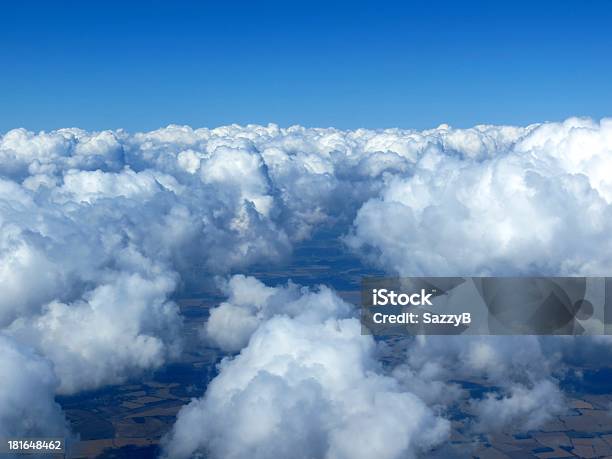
[1,0,611,131]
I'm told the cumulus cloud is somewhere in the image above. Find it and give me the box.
[203,275,352,352]
[346,118,612,276]
[7,271,183,393]
[164,277,449,459]
[0,126,300,398]
[2,117,612,447]
[391,335,564,432]
[473,380,564,432]
[0,335,67,439]
[0,125,300,436]
[340,118,612,432]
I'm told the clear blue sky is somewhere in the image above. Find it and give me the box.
[1,0,611,132]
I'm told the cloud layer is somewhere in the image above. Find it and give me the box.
[2,117,612,450]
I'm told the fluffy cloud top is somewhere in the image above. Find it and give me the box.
[164,277,449,459]
[203,275,352,352]
[346,118,612,276]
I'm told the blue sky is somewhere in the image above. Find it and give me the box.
[1,0,611,132]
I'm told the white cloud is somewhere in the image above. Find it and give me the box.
[338,118,612,435]
[0,335,67,439]
[165,277,449,459]
[473,380,564,432]
[387,335,565,434]
[346,118,612,276]
[2,118,612,446]
[8,271,183,393]
[203,275,352,352]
